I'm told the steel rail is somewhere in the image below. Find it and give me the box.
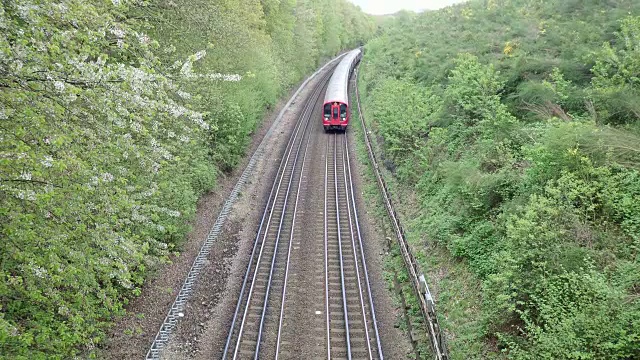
[250,99,309,359]
[340,134,373,360]
[332,133,353,360]
[323,135,332,360]
[324,134,352,359]
[222,76,311,360]
[222,60,339,360]
[254,74,321,359]
[273,97,316,360]
[230,71,329,360]
[344,134,384,359]
[230,95,305,359]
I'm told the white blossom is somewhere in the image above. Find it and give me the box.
[141,189,155,198]
[111,0,121,6]
[194,50,206,61]
[190,113,209,129]
[180,60,192,76]
[110,27,126,39]
[131,208,148,222]
[177,90,191,100]
[16,190,36,201]
[16,3,39,22]
[31,264,47,278]
[130,122,142,133]
[53,81,65,92]
[41,155,53,168]
[166,209,181,217]
[168,104,187,118]
[162,151,173,160]
[181,72,242,82]
[101,172,114,182]
[118,278,133,289]
[20,172,32,181]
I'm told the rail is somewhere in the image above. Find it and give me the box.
[353,66,450,360]
[223,66,331,359]
[324,133,382,360]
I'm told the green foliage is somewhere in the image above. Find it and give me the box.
[443,54,504,124]
[591,16,640,124]
[368,79,440,180]
[0,0,373,358]
[359,0,640,358]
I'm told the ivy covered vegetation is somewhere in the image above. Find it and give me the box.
[0,0,372,358]
[359,0,640,358]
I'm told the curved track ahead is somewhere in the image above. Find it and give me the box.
[223,65,382,360]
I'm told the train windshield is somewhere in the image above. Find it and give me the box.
[324,104,331,118]
[332,107,338,119]
[340,104,347,118]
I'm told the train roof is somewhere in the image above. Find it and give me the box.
[324,49,361,106]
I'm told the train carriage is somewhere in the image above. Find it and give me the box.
[323,49,362,132]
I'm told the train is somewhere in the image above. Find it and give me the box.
[323,49,362,132]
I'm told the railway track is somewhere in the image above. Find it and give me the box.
[223,67,383,359]
[222,69,331,360]
[324,133,383,360]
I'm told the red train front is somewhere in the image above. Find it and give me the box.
[323,101,348,131]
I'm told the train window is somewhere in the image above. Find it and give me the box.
[324,104,331,118]
[340,104,347,118]
[332,107,338,119]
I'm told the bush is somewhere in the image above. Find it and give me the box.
[359,2,640,358]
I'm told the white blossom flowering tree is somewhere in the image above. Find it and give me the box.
[0,0,373,357]
[0,0,240,357]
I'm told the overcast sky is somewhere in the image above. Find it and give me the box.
[348,0,467,15]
